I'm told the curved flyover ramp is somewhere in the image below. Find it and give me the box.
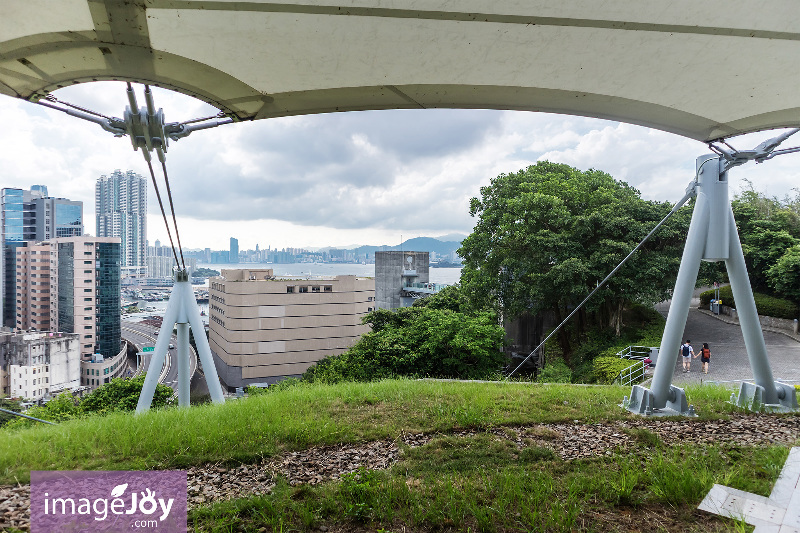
[2,1,800,141]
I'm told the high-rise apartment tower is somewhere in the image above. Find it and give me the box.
[96,170,147,269]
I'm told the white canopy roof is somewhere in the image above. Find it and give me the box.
[2,1,800,141]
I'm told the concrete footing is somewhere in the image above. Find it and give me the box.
[623,384,696,416]
[733,381,799,412]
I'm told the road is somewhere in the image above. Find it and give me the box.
[655,296,800,385]
[121,320,198,392]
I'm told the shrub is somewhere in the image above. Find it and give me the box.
[245,378,302,396]
[80,376,172,414]
[593,356,639,384]
[699,285,798,319]
[537,358,572,383]
[304,307,506,383]
[4,392,81,429]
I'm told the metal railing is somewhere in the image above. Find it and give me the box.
[614,345,656,386]
[402,282,449,293]
[616,360,647,387]
[615,345,654,360]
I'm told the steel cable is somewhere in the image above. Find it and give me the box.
[159,159,186,270]
[507,187,696,378]
[144,157,181,268]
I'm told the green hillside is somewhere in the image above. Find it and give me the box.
[2,380,797,532]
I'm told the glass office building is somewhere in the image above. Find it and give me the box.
[95,241,121,357]
[2,187,83,328]
[55,238,121,359]
[1,188,24,327]
[35,198,84,240]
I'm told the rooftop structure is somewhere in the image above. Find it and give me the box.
[375,251,431,310]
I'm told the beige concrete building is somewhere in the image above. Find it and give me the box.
[14,242,58,332]
[208,269,375,388]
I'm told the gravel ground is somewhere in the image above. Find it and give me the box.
[2,414,798,531]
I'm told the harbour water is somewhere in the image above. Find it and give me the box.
[125,263,462,320]
[203,263,462,285]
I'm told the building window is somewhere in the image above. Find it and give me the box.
[84,288,92,292]
[367,296,374,301]
[324,286,333,292]
[84,325,92,330]
[300,286,308,293]
[311,286,320,293]
[286,286,294,293]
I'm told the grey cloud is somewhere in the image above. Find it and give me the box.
[160,109,500,230]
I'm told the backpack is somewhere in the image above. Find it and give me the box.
[702,347,710,358]
[681,344,691,356]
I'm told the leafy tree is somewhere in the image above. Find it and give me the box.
[458,161,689,363]
[304,306,506,383]
[0,398,24,427]
[80,376,172,414]
[412,284,473,314]
[732,186,800,292]
[4,392,81,429]
[767,245,800,307]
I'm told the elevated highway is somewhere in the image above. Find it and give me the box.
[122,320,198,393]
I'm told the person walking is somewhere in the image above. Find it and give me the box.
[695,342,711,374]
[680,340,694,372]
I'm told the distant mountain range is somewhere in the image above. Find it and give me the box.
[186,233,469,258]
[321,234,468,258]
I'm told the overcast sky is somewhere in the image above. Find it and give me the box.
[2,82,799,251]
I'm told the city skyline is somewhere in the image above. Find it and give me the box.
[1,82,799,252]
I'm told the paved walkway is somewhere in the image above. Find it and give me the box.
[654,297,800,386]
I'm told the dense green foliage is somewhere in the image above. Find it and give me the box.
[245,378,303,396]
[535,358,572,383]
[80,376,173,414]
[729,186,800,298]
[537,304,665,383]
[4,376,172,429]
[304,287,505,383]
[0,398,22,427]
[767,245,800,306]
[593,356,641,384]
[4,392,81,428]
[699,285,799,319]
[459,161,689,364]
[304,303,506,383]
